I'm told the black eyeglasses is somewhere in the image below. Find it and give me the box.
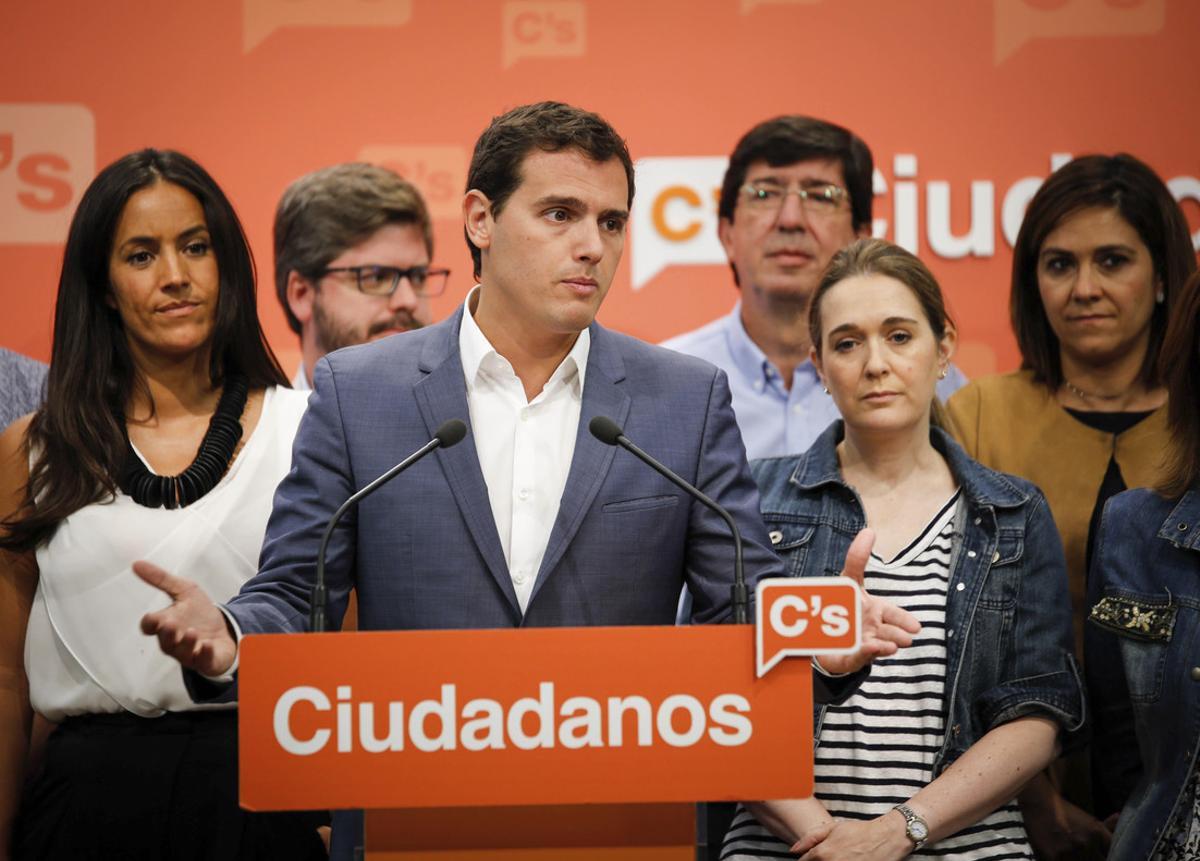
[319,265,450,298]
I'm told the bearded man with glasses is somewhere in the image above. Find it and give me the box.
[664,116,966,460]
[273,162,449,390]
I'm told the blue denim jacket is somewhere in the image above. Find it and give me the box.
[751,423,1084,775]
[1086,486,1200,861]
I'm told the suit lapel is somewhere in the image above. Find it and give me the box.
[413,308,520,615]
[529,324,629,604]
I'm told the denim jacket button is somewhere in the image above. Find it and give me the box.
[956,582,965,592]
[967,550,977,559]
[1190,667,1200,682]
[948,629,955,638]
[1179,522,1189,532]
[769,530,783,545]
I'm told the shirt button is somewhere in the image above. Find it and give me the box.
[792,404,803,414]
[514,572,528,585]
[1191,667,1200,682]
[967,550,977,559]
[518,488,530,500]
[520,411,530,422]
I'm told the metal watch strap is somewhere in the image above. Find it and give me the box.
[893,803,929,848]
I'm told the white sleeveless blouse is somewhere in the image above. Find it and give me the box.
[25,387,309,720]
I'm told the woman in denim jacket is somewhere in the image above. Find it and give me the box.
[723,240,1083,860]
[1086,269,1200,860]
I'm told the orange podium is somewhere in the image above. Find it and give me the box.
[237,581,858,859]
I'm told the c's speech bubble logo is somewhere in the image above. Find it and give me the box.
[630,157,728,290]
[0,104,94,245]
[502,1,586,69]
[756,578,860,678]
[357,145,467,222]
[994,0,1164,63]
[740,0,822,14]
[243,0,413,52]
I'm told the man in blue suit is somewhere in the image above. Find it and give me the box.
[139,99,914,661]
[137,101,918,854]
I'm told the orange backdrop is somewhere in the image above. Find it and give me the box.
[2,0,1197,380]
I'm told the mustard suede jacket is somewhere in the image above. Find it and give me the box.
[946,370,1168,650]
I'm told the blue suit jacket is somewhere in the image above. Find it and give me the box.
[225,307,784,635]
[212,308,863,859]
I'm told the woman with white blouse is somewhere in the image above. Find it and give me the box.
[0,149,322,860]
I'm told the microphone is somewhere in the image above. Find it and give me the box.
[310,419,468,632]
[588,416,749,625]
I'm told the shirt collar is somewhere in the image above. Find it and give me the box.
[459,284,590,395]
[724,301,818,389]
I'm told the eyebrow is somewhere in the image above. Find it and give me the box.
[827,316,920,337]
[533,195,629,221]
[1040,243,1137,257]
[117,224,209,252]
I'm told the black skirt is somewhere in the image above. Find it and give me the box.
[14,709,327,861]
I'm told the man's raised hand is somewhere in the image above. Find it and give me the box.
[134,561,238,678]
[815,528,922,676]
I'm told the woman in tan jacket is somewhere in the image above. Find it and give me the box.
[947,152,1196,860]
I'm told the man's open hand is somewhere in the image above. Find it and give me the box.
[135,561,237,678]
[815,529,921,676]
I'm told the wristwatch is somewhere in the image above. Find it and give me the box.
[893,803,930,849]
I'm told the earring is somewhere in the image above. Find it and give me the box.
[1157,291,1165,304]
[822,385,829,394]
[938,368,947,380]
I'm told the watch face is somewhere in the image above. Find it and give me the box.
[910,821,929,841]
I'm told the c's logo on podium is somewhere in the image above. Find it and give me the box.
[0,104,94,245]
[756,577,860,677]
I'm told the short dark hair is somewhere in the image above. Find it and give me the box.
[1010,153,1196,390]
[1158,268,1200,498]
[3,148,287,551]
[464,101,635,279]
[719,116,874,232]
[274,163,433,336]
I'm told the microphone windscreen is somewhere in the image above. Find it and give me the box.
[589,415,624,446]
[434,419,468,448]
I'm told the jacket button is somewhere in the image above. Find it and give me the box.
[992,551,1000,563]
[1191,667,1200,681]
[1179,523,1189,532]
[769,530,783,545]
[967,550,977,559]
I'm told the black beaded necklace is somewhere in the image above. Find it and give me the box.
[118,373,249,509]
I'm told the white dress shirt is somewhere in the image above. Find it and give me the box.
[459,288,589,613]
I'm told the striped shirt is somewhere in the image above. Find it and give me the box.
[723,491,1034,860]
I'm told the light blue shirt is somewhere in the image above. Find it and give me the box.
[662,303,968,461]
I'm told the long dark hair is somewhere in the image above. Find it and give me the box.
[1010,154,1195,390]
[1,149,287,551]
[1159,269,1200,498]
